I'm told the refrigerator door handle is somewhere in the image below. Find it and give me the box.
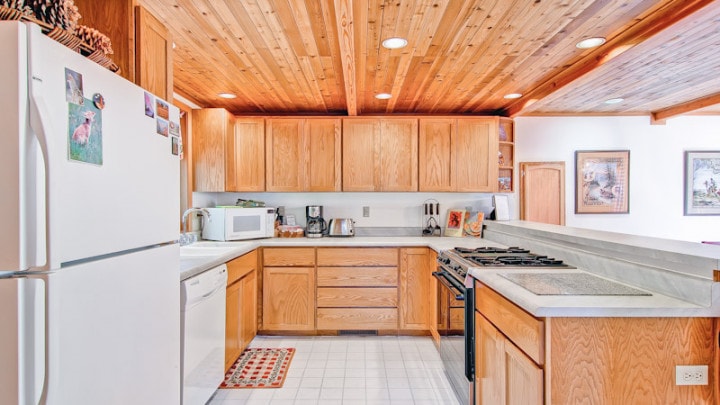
[26,54,51,272]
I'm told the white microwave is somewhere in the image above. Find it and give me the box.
[202,207,276,241]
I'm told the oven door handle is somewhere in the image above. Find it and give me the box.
[432,271,465,300]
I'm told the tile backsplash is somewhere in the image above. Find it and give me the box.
[192,192,512,229]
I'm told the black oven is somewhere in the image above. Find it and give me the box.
[433,256,474,405]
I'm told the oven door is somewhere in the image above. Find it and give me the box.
[433,270,473,405]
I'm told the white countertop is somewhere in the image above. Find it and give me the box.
[180,231,720,318]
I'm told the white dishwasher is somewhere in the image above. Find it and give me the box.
[181,264,228,405]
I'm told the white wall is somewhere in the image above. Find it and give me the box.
[515,115,720,243]
[192,192,509,229]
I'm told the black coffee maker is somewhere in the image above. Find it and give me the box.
[306,205,326,238]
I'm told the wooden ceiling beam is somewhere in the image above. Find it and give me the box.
[651,93,720,125]
[334,0,357,116]
[505,0,717,117]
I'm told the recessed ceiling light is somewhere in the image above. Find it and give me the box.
[604,97,624,104]
[218,93,237,99]
[503,93,522,99]
[382,37,408,49]
[375,93,392,100]
[576,37,606,49]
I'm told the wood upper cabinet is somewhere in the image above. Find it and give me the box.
[225,251,258,371]
[73,2,172,100]
[342,118,418,191]
[192,111,264,192]
[261,248,316,331]
[399,248,432,331]
[265,118,341,191]
[191,108,234,192]
[419,117,503,192]
[231,118,265,192]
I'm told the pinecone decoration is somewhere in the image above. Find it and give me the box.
[30,0,80,33]
[76,24,113,55]
[1,0,33,16]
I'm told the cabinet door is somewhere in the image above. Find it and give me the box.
[476,313,506,405]
[135,6,172,101]
[505,339,543,405]
[225,281,241,371]
[380,119,418,191]
[266,119,305,191]
[419,119,455,191]
[399,248,431,330]
[342,119,380,191]
[191,108,231,192]
[306,119,342,191]
[239,270,257,350]
[262,267,315,331]
[456,119,498,192]
[230,118,265,191]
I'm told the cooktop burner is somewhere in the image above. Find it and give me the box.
[453,246,530,255]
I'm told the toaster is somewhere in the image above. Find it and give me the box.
[326,218,355,237]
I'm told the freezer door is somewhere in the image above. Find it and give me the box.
[0,278,46,405]
[25,22,180,268]
[44,244,180,405]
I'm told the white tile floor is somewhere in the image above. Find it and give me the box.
[208,335,461,405]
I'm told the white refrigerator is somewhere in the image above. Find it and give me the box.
[0,21,182,404]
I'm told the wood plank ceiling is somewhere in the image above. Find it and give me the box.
[139,0,720,119]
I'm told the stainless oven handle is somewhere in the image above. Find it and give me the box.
[432,271,465,300]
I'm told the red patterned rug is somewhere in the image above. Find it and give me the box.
[220,348,295,388]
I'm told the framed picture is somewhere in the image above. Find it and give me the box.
[575,150,629,214]
[684,151,720,215]
[444,209,466,237]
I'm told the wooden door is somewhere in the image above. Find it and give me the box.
[379,119,418,191]
[224,280,241,371]
[419,119,455,191]
[505,340,543,405]
[191,108,231,192]
[262,267,315,331]
[342,119,380,191]
[456,119,498,192]
[399,248,431,330]
[266,119,304,191]
[519,162,566,225]
[476,313,505,405]
[239,270,257,349]
[306,119,342,191]
[231,118,265,191]
[135,6,172,101]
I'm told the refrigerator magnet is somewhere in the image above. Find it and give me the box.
[65,68,84,105]
[171,136,179,156]
[169,121,180,136]
[92,93,105,109]
[68,98,103,165]
[156,118,169,137]
[156,99,169,120]
[144,92,155,117]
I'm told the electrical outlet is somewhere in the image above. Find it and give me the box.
[363,206,370,217]
[675,365,708,385]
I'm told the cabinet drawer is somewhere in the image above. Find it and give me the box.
[227,250,257,285]
[263,247,315,266]
[317,248,398,266]
[317,287,398,308]
[475,281,545,365]
[317,267,398,287]
[317,308,398,330]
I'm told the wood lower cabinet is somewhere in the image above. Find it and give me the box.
[261,248,316,331]
[316,248,399,330]
[474,280,717,404]
[399,248,432,331]
[224,251,258,371]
